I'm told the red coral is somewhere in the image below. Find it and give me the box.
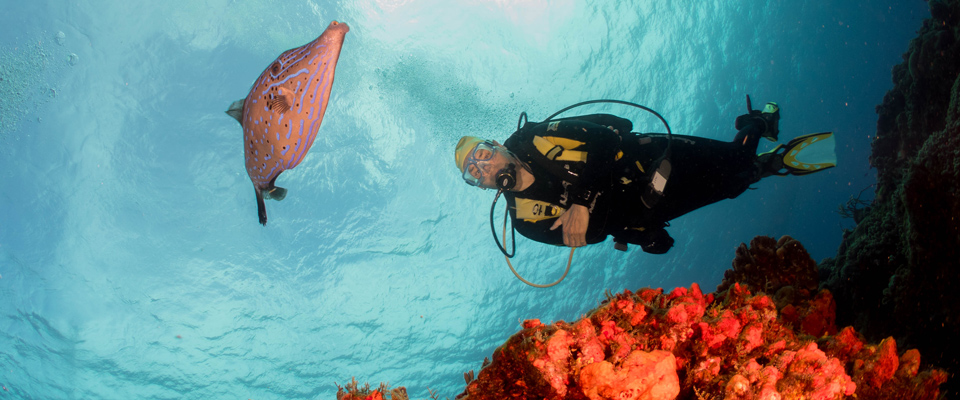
[523,319,544,329]
[344,237,948,400]
[335,379,406,400]
[854,337,900,389]
[898,349,922,379]
[779,342,857,398]
[572,319,605,365]
[820,326,864,360]
[798,290,838,337]
[579,350,679,400]
[454,240,947,400]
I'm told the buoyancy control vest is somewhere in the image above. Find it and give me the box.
[501,116,676,254]
[488,100,675,287]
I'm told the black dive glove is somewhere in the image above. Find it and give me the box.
[612,225,674,254]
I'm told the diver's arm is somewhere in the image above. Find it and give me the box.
[508,205,609,247]
[536,121,619,247]
[550,204,589,247]
[512,217,565,246]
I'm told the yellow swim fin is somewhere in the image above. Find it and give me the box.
[758,132,836,177]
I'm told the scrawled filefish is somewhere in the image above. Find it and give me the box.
[227,21,349,225]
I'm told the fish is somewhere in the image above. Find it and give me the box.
[226,20,349,225]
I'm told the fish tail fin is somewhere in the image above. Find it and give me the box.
[256,188,268,226]
[264,186,287,201]
[226,98,245,125]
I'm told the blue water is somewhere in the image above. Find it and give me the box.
[0,1,928,399]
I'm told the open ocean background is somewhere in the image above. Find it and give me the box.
[0,1,929,399]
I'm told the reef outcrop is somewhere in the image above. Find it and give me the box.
[337,237,947,399]
[819,0,960,396]
[450,237,946,400]
[718,236,820,309]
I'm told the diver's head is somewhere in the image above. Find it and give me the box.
[455,136,518,190]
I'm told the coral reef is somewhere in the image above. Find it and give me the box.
[336,378,409,400]
[452,236,946,400]
[718,236,819,308]
[819,0,960,396]
[334,237,947,399]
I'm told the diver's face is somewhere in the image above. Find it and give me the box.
[463,141,512,189]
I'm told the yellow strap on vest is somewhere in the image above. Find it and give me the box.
[515,197,565,222]
[532,135,588,162]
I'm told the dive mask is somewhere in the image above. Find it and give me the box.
[462,141,499,186]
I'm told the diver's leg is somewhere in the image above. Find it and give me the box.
[648,126,767,222]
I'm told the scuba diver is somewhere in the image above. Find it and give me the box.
[454,99,836,254]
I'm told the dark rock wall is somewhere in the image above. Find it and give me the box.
[821,0,960,395]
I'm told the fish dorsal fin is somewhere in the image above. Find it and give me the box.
[226,98,245,124]
[268,95,291,114]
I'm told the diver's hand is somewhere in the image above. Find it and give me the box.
[550,204,589,247]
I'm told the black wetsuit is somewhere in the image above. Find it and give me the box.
[501,113,765,254]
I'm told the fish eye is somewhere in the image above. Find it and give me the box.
[270,62,281,75]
